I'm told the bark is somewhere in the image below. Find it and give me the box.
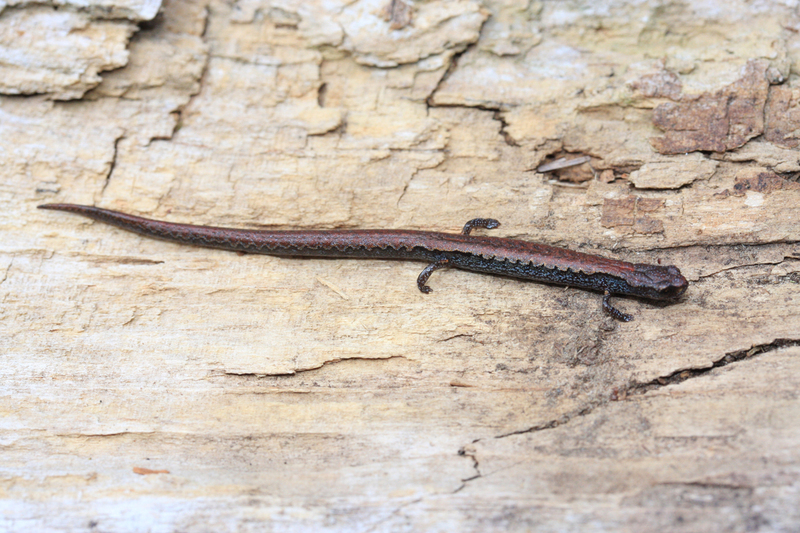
[2,0,799,531]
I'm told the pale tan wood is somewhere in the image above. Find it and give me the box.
[2,0,799,531]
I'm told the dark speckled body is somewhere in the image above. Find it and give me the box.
[38,204,689,321]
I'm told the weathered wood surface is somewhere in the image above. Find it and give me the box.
[2,0,800,531]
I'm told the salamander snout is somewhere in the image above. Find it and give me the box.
[659,266,688,299]
[630,264,689,301]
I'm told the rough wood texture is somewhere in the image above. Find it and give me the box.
[2,0,800,531]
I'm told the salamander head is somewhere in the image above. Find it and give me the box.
[628,264,688,301]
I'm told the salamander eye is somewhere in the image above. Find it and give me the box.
[661,280,688,298]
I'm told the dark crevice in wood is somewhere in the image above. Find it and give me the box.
[625,338,800,398]
[456,337,800,486]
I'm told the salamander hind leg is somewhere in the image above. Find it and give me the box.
[603,291,633,322]
[461,218,500,235]
[417,258,451,293]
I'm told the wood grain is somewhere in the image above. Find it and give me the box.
[2,0,799,531]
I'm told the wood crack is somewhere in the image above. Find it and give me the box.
[624,338,800,398]
[455,338,800,490]
[454,442,481,492]
[223,355,410,377]
[697,256,800,279]
[100,134,124,196]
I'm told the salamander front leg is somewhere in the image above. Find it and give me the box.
[417,258,450,293]
[603,291,633,322]
[462,218,500,235]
